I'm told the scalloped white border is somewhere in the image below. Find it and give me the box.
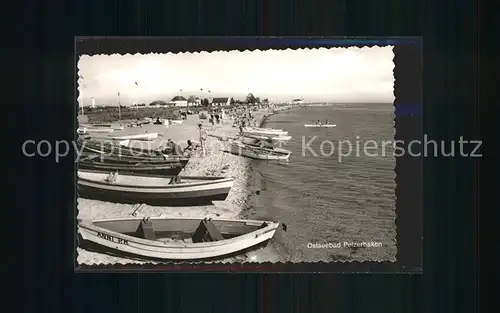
[76,45,397,266]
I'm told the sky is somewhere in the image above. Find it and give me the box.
[77,47,394,106]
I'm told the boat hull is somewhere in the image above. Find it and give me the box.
[78,217,280,260]
[81,143,165,158]
[78,127,115,134]
[81,153,189,166]
[111,133,159,140]
[81,124,124,130]
[78,161,185,176]
[241,133,292,142]
[242,129,288,137]
[77,171,234,206]
[228,143,291,160]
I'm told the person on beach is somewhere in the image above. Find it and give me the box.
[198,123,207,156]
[161,139,174,154]
[172,141,183,156]
[183,140,194,154]
[164,139,183,156]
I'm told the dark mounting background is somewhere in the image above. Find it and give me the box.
[14,0,482,313]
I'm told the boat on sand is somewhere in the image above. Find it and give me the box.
[241,133,292,142]
[227,141,291,160]
[304,124,336,128]
[78,216,281,260]
[111,133,159,141]
[79,139,167,158]
[78,127,115,134]
[80,153,189,166]
[82,124,125,130]
[77,170,234,206]
[242,127,288,137]
[78,158,186,176]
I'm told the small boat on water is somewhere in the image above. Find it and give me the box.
[77,170,234,206]
[111,133,159,141]
[227,141,291,160]
[78,217,281,260]
[241,133,292,142]
[242,127,288,137]
[78,158,186,176]
[304,124,336,128]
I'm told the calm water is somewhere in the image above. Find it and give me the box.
[240,103,397,262]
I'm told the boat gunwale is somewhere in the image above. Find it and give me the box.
[230,142,291,156]
[241,134,292,141]
[77,170,235,189]
[78,161,184,171]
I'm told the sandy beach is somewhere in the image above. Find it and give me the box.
[77,107,273,264]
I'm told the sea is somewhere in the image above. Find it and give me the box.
[239,103,397,262]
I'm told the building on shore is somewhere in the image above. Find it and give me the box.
[211,97,231,106]
[187,96,202,107]
[90,97,96,108]
[170,96,188,107]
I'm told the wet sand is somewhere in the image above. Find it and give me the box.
[77,108,273,265]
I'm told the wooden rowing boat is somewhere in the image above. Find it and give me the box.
[244,127,284,132]
[111,133,159,141]
[227,141,291,160]
[242,127,288,136]
[77,170,234,206]
[78,127,115,134]
[79,139,165,158]
[78,159,185,176]
[304,124,336,128]
[78,136,130,146]
[78,217,280,260]
[80,153,189,166]
[209,134,284,149]
[85,124,125,130]
[241,133,292,142]
[240,140,291,152]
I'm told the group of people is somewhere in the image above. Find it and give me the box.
[233,111,257,130]
[314,120,330,125]
[161,139,198,156]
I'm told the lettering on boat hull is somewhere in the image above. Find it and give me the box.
[96,231,129,245]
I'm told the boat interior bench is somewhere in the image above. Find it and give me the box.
[135,218,156,240]
[192,218,224,243]
[134,218,224,243]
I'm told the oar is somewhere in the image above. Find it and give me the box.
[131,203,145,216]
